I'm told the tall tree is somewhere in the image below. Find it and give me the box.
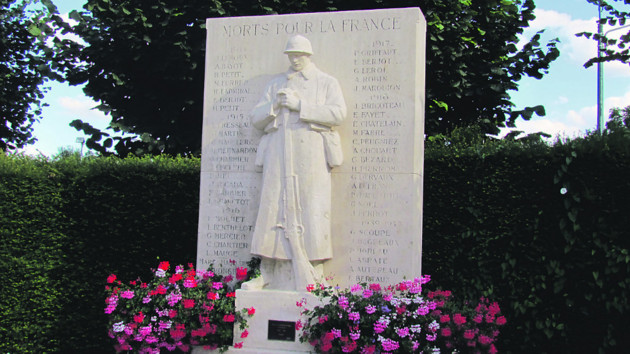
[577,0,630,68]
[59,0,559,156]
[0,0,59,151]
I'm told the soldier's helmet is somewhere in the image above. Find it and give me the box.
[284,35,313,55]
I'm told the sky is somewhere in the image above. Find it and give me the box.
[19,0,630,156]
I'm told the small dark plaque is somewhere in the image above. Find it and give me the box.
[268,320,296,341]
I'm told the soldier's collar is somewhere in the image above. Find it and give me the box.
[286,63,317,80]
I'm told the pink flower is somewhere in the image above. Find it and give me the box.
[223,314,235,322]
[426,333,437,341]
[241,329,249,338]
[106,274,117,283]
[453,313,467,325]
[381,338,399,351]
[247,307,255,315]
[183,299,195,309]
[478,335,494,345]
[362,289,373,298]
[473,314,483,323]
[120,290,134,299]
[295,320,303,330]
[396,327,410,338]
[212,282,223,290]
[348,312,360,321]
[496,316,507,325]
[489,344,498,354]
[168,309,177,318]
[224,274,234,282]
[318,315,328,324]
[441,327,452,337]
[365,305,376,314]
[338,296,349,309]
[331,329,342,338]
[236,267,248,280]
[234,342,243,348]
[464,329,476,340]
[440,314,451,323]
[183,276,197,288]
[488,302,501,316]
[306,284,315,292]
[139,325,152,336]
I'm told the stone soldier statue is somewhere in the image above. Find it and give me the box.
[244,35,346,291]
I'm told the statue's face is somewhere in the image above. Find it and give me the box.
[287,53,311,72]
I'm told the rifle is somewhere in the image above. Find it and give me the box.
[275,91,320,290]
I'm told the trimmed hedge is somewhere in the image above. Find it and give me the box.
[1,129,630,353]
[1,154,200,353]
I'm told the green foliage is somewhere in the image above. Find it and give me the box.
[577,0,630,68]
[56,0,558,155]
[423,125,630,353]
[0,153,200,353]
[0,154,66,353]
[0,0,61,151]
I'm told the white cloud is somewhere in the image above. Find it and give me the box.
[522,9,630,77]
[556,96,569,104]
[509,87,630,139]
[57,96,110,125]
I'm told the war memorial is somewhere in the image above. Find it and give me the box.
[195,7,426,352]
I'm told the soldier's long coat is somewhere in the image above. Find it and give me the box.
[249,64,346,260]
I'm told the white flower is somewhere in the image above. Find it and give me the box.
[112,321,125,332]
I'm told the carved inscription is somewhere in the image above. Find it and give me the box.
[343,37,414,285]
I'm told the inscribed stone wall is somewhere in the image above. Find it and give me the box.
[197,8,426,287]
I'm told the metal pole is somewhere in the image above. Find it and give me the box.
[597,4,604,134]
[596,2,630,134]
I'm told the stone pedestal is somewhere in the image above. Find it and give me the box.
[233,289,320,353]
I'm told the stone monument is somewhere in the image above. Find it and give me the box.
[196,7,426,352]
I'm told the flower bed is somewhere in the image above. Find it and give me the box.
[105,261,504,353]
[104,262,254,353]
[298,276,506,353]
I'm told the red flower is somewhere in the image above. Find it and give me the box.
[140,282,148,288]
[306,284,315,292]
[158,261,170,271]
[223,314,235,322]
[106,274,117,284]
[207,292,219,300]
[224,274,234,282]
[227,292,236,297]
[169,309,178,318]
[295,320,303,330]
[247,307,255,315]
[241,329,249,338]
[440,327,452,337]
[440,314,451,323]
[234,342,243,348]
[183,299,195,309]
[156,284,167,295]
[236,267,248,280]
[169,273,183,284]
[369,283,381,291]
[134,311,145,323]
